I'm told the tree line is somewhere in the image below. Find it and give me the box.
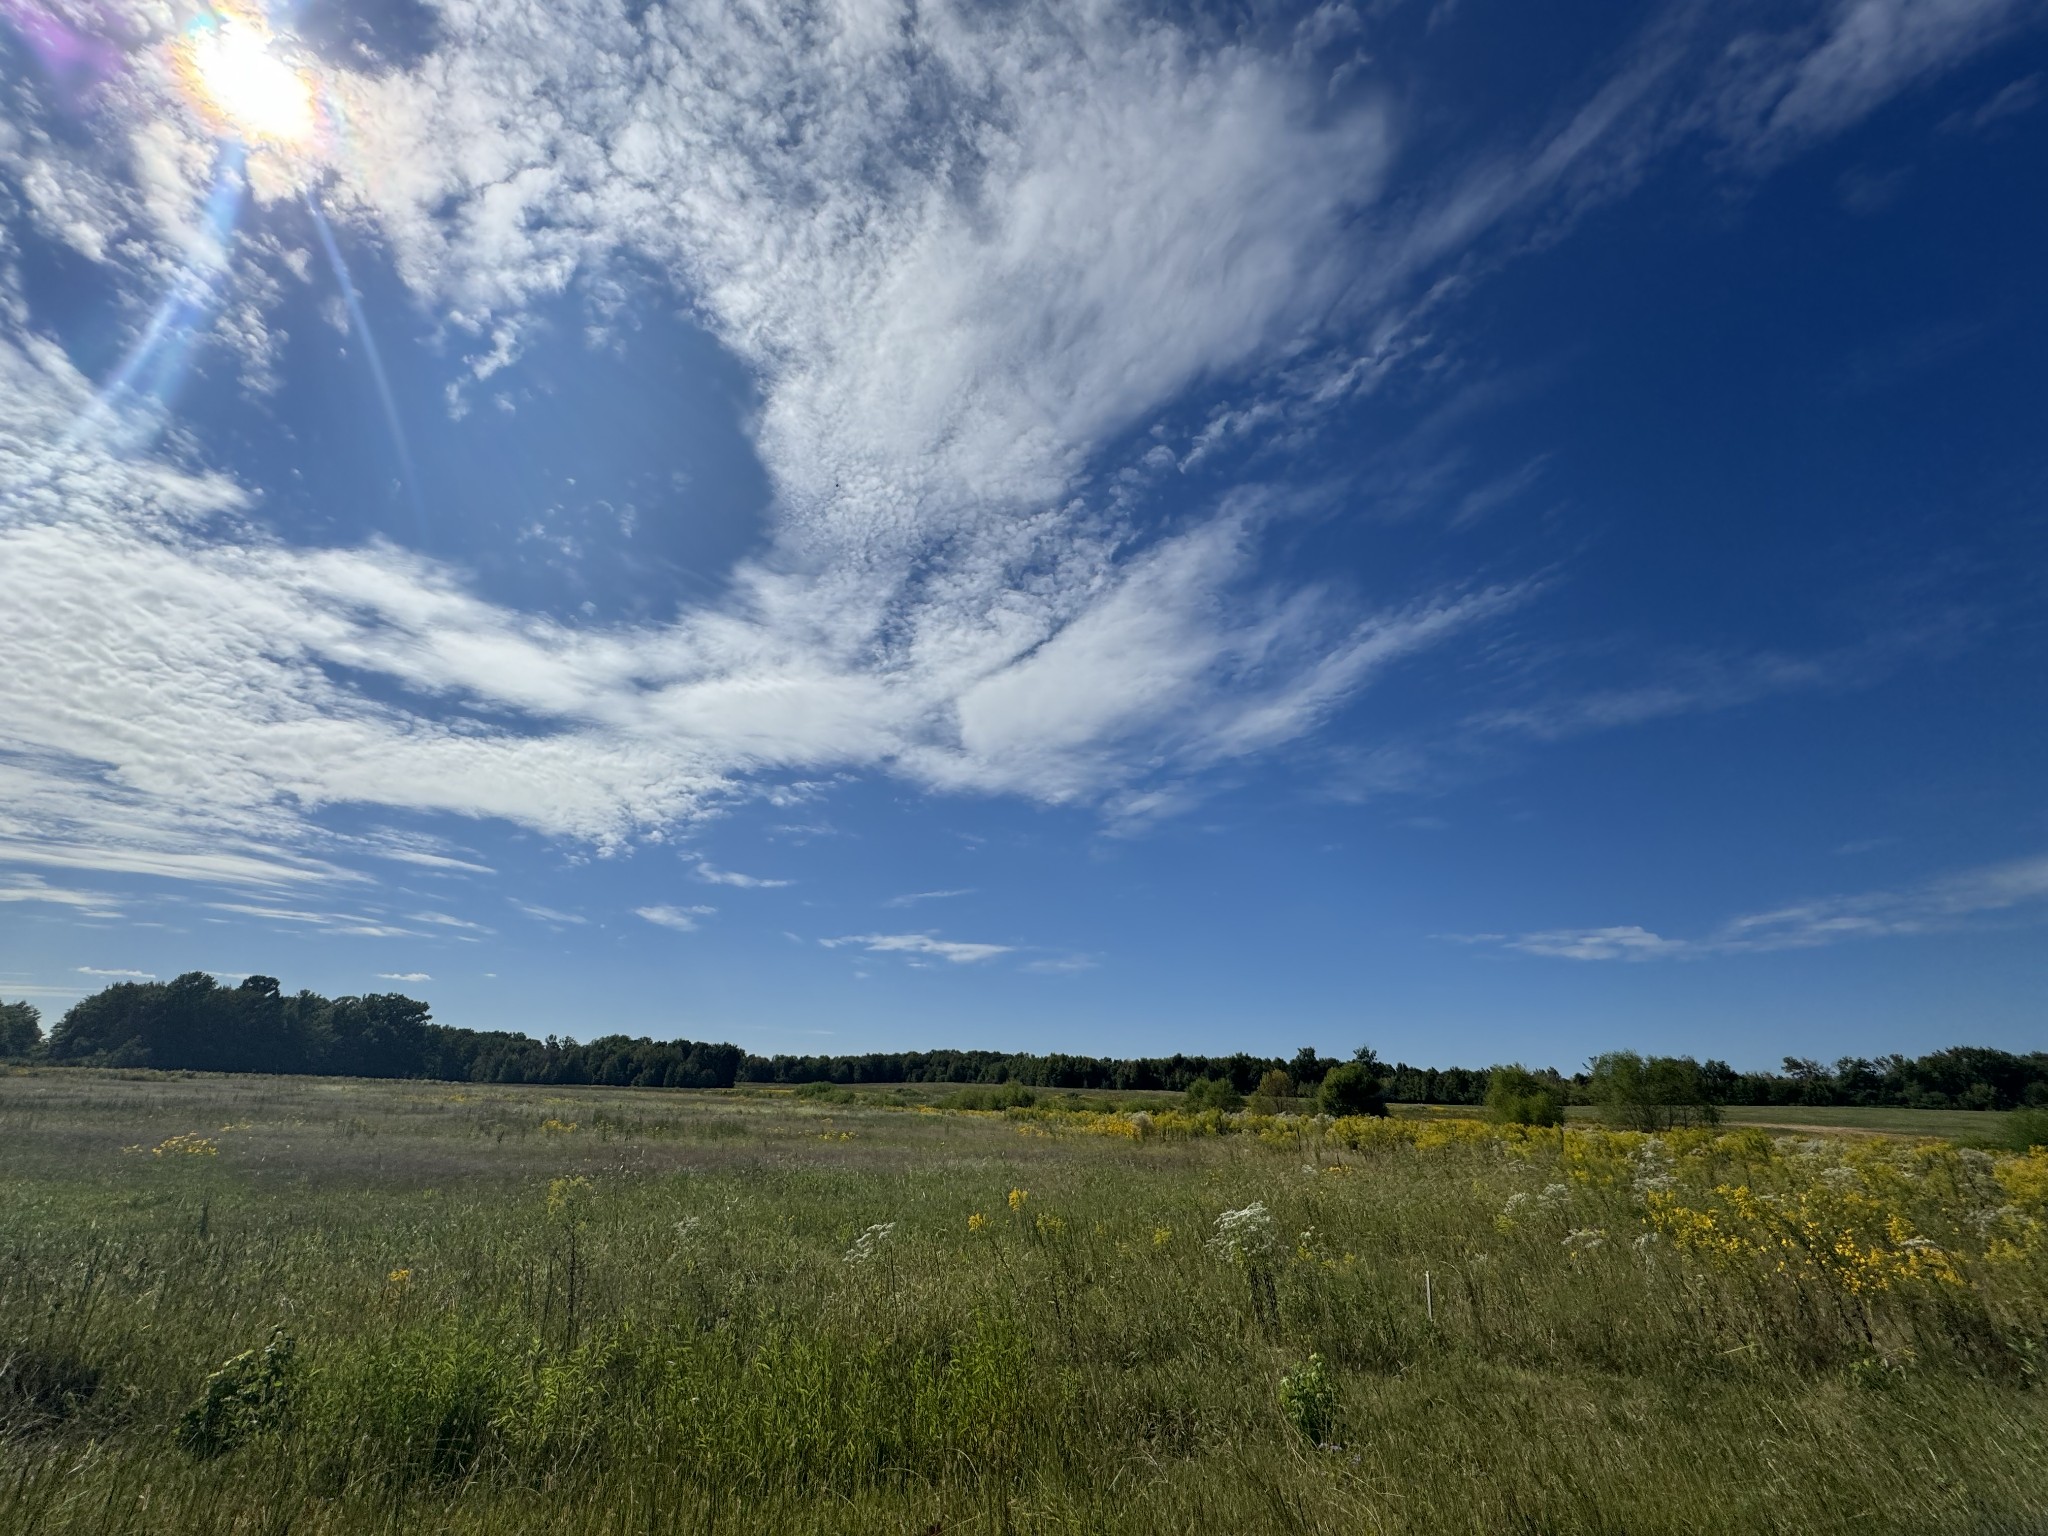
[8,975,741,1090]
[2,975,2044,1111]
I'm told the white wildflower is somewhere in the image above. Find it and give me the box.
[1630,1140,1675,1196]
[1207,1202,1277,1264]
[1563,1227,1607,1253]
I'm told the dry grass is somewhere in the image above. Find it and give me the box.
[2,1067,2045,1535]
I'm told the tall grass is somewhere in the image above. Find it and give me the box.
[2,1069,2045,1533]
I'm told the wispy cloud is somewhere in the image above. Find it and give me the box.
[0,873,122,917]
[1714,0,2044,167]
[511,901,588,925]
[1470,627,1967,744]
[408,911,494,934]
[378,972,432,982]
[636,904,715,933]
[884,889,974,908]
[1023,955,1100,974]
[76,966,154,978]
[1458,851,2048,961]
[822,933,1014,964]
[375,848,498,875]
[205,902,416,938]
[0,0,2028,905]
[693,860,793,889]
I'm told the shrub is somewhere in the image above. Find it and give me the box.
[946,1082,1038,1111]
[1183,1076,1244,1112]
[1278,1354,1338,1445]
[1250,1069,1293,1113]
[177,1329,295,1458]
[1317,1062,1387,1118]
[1487,1064,1565,1127]
[2004,1107,2048,1153]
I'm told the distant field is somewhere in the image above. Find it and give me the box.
[2,1068,2045,1535]
[1710,1104,2016,1138]
[839,1085,2016,1141]
[823,1097,2007,1146]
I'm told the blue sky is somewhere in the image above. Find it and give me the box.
[1,0,2044,1071]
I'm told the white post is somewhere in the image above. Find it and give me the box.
[1425,1269,1433,1323]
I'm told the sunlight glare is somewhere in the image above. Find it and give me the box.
[178,11,317,147]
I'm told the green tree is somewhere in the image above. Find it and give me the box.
[1486,1064,1564,1126]
[1287,1046,1330,1091]
[1587,1051,1721,1130]
[0,999,40,1058]
[1318,1060,1388,1118]
[1184,1076,1244,1112]
[1250,1069,1293,1114]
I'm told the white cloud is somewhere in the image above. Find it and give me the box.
[693,860,793,889]
[409,911,494,933]
[884,888,974,908]
[512,901,588,925]
[1467,851,2048,961]
[636,903,715,932]
[1022,955,1100,974]
[822,932,1012,964]
[1717,0,2041,163]
[0,874,123,917]
[1499,926,1696,962]
[206,902,417,938]
[0,0,2028,906]
[76,966,155,978]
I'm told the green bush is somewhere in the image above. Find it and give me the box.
[1278,1354,1338,1445]
[177,1329,295,1459]
[1317,1062,1387,1118]
[946,1082,1038,1111]
[1250,1069,1293,1113]
[793,1081,854,1102]
[1183,1076,1244,1112]
[1486,1064,1564,1127]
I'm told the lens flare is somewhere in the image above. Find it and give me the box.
[176,8,317,146]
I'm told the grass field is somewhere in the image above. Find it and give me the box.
[1710,1104,2020,1139]
[3,1069,2046,1535]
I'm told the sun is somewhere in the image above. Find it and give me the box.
[176,7,318,147]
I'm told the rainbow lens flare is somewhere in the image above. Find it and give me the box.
[175,6,317,147]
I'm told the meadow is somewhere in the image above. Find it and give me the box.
[2,1070,2046,1535]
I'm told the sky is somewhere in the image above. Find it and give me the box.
[0,0,2044,1072]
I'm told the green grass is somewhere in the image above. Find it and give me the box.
[2,1068,2045,1535]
